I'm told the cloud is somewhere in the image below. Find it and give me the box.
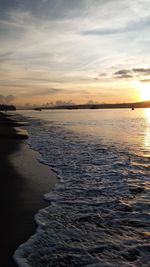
[113,67,150,79]
[1,0,150,104]
[83,28,124,36]
[82,16,150,36]
[0,94,16,104]
[0,52,14,61]
[113,69,133,79]
[99,73,107,77]
[132,68,150,75]
[94,73,109,81]
[140,79,150,83]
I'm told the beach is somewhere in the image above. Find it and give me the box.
[0,112,57,267]
[0,110,149,266]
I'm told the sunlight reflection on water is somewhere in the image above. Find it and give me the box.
[144,109,150,152]
[17,108,150,155]
[14,108,150,267]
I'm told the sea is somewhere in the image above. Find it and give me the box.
[13,109,150,267]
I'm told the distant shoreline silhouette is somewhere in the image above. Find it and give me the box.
[33,100,150,111]
[0,104,16,111]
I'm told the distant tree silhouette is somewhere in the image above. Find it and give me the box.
[0,104,16,111]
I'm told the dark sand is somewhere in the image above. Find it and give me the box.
[0,113,57,267]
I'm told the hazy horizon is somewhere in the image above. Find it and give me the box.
[0,0,150,106]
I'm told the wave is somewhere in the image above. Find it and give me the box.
[14,115,150,267]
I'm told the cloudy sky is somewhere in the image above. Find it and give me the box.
[0,0,150,106]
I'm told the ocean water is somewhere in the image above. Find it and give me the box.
[14,109,150,267]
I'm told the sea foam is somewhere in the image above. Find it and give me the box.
[14,115,150,267]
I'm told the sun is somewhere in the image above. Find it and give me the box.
[138,82,150,101]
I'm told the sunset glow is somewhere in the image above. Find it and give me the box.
[0,0,150,107]
[138,83,150,101]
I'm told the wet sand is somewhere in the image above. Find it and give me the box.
[0,113,57,267]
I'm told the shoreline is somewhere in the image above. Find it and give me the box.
[0,112,57,267]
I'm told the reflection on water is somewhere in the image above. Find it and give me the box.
[144,108,150,124]
[144,109,150,152]
[17,108,150,152]
[14,108,150,267]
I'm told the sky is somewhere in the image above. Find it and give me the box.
[0,0,150,106]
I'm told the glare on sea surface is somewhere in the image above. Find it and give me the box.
[144,108,150,124]
[144,108,150,150]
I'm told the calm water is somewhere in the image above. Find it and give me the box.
[14,109,150,267]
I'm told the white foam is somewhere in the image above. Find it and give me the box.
[14,114,150,267]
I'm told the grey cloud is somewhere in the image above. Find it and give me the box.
[113,67,150,79]
[82,16,150,36]
[114,70,131,75]
[5,94,15,102]
[1,0,87,22]
[132,68,150,75]
[83,28,124,36]
[0,52,14,60]
[0,94,16,104]
[94,73,108,81]
[99,73,107,77]
[114,69,133,79]
[118,74,133,78]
